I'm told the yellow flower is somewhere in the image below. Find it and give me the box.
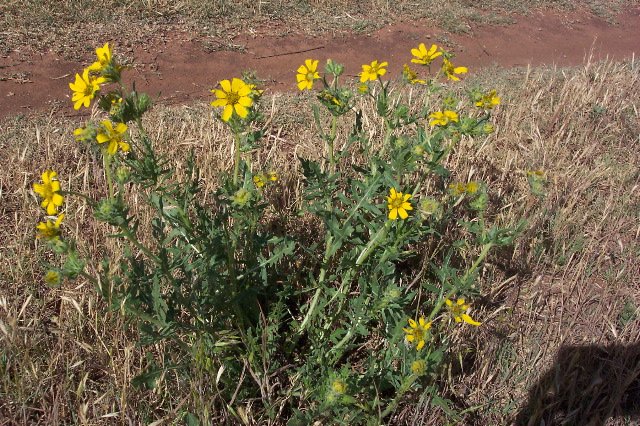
[318,90,343,107]
[210,78,253,122]
[232,188,251,207]
[445,298,482,326]
[411,43,442,66]
[246,83,264,98]
[527,170,545,178]
[387,188,413,220]
[87,42,112,73]
[33,170,64,215]
[360,60,388,82]
[73,125,96,143]
[69,68,106,110]
[296,59,320,91]
[109,96,124,115]
[527,170,546,196]
[419,197,442,219]
[441,58,467,81]
[403,317,432,350]
[402,64,426,85]
[411,359,427,375]
[413,145,425,156]
[465,181,480,194]
[36,214,64,240]
[483,123,495,134]
[331,380,346,395]
[267,171,278,182]
[475,90,500,109]
[96,121,129,155]
[253,174,267,188]
[44,270,62,286]
[429,110,459,127]
[448,182,466,197]
[357,83,369,94]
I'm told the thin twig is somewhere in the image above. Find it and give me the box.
[254,45,325,60]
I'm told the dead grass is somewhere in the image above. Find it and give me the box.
[1,0,636,58]
[1,57,639,424]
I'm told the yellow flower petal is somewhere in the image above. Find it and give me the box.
[210,99,227,107]
[461,313,481,326]
[221,105,233,122]
[234,103,249,118]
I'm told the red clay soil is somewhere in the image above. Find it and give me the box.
[1,7,639,120]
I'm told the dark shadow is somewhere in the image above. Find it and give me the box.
[515,343,640,425]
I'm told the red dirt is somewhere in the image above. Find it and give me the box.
[1,7,639,120]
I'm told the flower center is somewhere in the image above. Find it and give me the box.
[391,198,404,209]
[226,91,240,105]
[42,184,54,199]
[306,72,315,81]
[413,326,425,340]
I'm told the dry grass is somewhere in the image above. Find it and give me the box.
[0,0,635,58]
[1,57,639,424]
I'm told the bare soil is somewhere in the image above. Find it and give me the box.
[1,6,639,119]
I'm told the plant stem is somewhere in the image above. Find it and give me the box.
[233,128,242,186]
[461,242,494,284]
[120,226,162,265]
[298,233,333,333]
[428,242,494,322]
[328,115,337,174]
[103,154,114,198]
[380,375,418,418]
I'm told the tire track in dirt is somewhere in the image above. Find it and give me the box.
[1,7,638,120]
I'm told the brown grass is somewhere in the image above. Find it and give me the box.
[1,57,639,424]
[1,0,635,58]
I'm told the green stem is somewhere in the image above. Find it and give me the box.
[427,242,494,322]
[233,128,242,186]
[380,375,418,418]
[298,233,333,333]
[328,115,337,174]
[79,271,98,286]
[119,226,162,265]
[461,242,494,284]
[103,154,114,198]
[355,220,391,266]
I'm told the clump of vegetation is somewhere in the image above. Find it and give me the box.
[30,42,526,424]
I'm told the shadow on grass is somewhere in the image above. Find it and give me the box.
[515,343,640,425]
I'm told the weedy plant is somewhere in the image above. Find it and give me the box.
[32,41,526,424]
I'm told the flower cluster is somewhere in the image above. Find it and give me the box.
[69,43,119,111]
[448,181,481,197]
[253,171,278,188]
[475,90,501,109]
[404,298,481,351]
[32,170,66,284]
[429,110,459,127]
[70,44,131,157]
[33,170,64,216]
